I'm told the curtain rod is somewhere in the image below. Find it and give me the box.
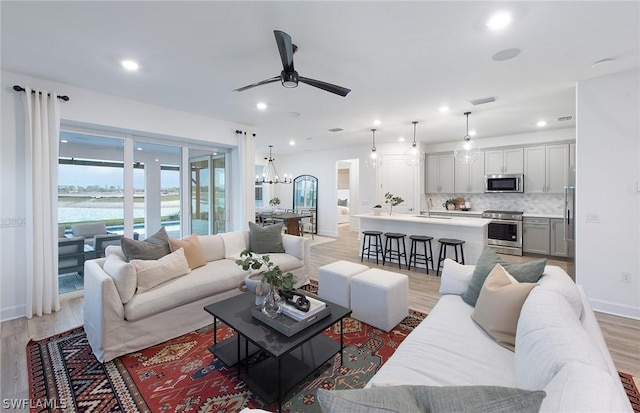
[13,85,70,101]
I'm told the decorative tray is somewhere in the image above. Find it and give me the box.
[251,302,332,337]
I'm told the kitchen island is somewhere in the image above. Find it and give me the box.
[355,213,489,265]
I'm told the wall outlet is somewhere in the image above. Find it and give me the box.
[621,272,632,283]
[585,213,600,223]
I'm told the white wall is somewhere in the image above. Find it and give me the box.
[1,71,250,321]
[576,69,640,319]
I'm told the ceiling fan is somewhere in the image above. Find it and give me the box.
[233,30,351,97]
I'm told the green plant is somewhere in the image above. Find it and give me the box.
[384,192,404,214]
[235,250,295,291]
[269,197,281,207]
[445,198,456,205]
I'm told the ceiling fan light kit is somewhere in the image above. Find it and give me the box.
[454,112,481,164]
[256,145,291,184]
[234,30,351,97]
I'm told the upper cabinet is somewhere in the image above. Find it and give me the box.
[454,154,485,193]
[484,148,524,175]
[524,144,569,194]
[426,154,454,193]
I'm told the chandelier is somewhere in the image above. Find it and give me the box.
[454,111,481,164]
[256,145,291,184]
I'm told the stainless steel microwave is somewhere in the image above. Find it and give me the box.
[484,174,524,193]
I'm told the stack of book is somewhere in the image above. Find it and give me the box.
[280,295,327,322]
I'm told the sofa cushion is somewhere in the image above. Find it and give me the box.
[169,234,206,269]
[261,252,303,274]
[124,259,249,321]
[367,294,517,388]
[131,248,191,294]
[248,222,285,254]
[462,248,545,306]
[515,287,611,391]
[220,231,248,259]
[439,259,474,295]
[121,227,171,261]
[471,264,538,351]
[198,234,225,262]
[540,361,632,413]
[103,252,137,304]
[318,385,546,413]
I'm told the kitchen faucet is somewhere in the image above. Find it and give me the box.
[426,198,433,218]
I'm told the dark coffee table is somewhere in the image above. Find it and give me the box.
[204,292,351,411]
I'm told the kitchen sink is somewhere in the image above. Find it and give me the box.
[413,215,452,220]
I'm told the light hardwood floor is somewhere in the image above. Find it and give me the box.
[1,224,639,406]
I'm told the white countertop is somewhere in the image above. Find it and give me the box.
[429,210,564,219]
[355,213,488,228]
[523,213,564,219]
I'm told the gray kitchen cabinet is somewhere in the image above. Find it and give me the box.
[524,144,569,194]
[484,148,524,175]
[426,154,455,193]
[550,218,568,257]
[523,217,550,255]
[454,153,485,193]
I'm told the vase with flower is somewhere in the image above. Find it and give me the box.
[235,250,296,318]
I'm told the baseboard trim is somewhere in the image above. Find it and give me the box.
[0,304,26,322]
[591,299,640,320]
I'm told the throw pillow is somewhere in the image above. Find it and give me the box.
[169,234,207,269]
[120,227,170,261]
[471,264,538,351]
[102,253,137,303]
[337,198,348,206]
[439,258,474,295]
[248,221,285,254]
[132,247,191,293]
[462,247,546,306]
[318,385,546,413]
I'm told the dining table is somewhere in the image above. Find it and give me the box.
[258,212,312,236]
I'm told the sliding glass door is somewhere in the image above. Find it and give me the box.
[190,151,226,235]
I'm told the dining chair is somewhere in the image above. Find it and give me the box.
[299,209,315,239]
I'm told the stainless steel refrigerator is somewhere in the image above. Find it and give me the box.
[564,170,576,280]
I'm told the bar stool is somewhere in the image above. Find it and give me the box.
[408,235,434,273]
[436,238,465,276]
[361,230,384,264]
[383,232,408,269]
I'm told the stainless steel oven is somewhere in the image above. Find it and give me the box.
[481,210,523,256]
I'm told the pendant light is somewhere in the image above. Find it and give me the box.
[256,145,291,184]
[404,121,420,167]
[454,112,480,164]
[365,128,380,169]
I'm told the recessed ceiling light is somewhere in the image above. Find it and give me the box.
[60,139,68,143]
[289,140,296,146]
[155,158,160,162]
[136,147,142,151]
[537,120,547,127]
[121,60,139,71]
[487,11,511,30]
[398,137,406,142]
[439,106,450,113]
[256,102,268,110]
[469,130,477,137]
[373,119,381,126]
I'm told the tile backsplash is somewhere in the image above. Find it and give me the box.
[422,193,565,215]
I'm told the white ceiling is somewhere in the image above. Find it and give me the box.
[2,1,639,155]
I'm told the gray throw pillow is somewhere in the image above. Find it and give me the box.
[120,227,171,261]
[414,385,546,413]
[318,385,546,413]
[317,386,422,413]
[337,198,348,206]
[248,222,285,254]
[462,247,546,306]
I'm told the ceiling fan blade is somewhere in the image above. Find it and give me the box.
[233,76,280,92]
[274,30,295,72]
[299,76,351,97]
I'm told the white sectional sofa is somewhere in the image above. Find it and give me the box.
[84,231,310,363]
[362,259,632,412]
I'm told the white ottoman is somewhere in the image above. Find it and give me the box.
[350,269,409,332]
[318,260,369,308]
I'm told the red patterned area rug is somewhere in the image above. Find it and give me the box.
[27,305,424,412]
